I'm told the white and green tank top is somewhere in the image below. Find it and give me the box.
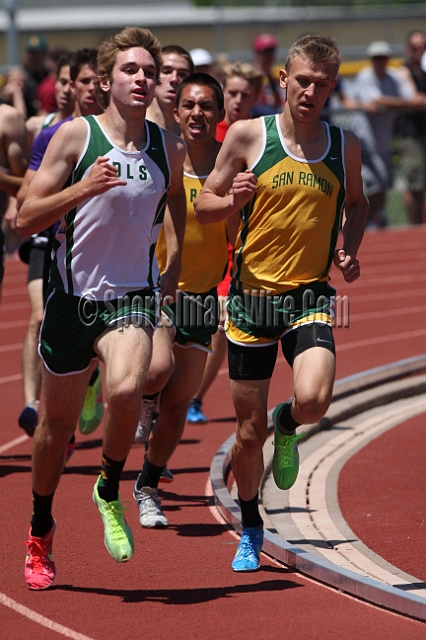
[50,115,170,300]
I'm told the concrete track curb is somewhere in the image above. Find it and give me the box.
[210,355,426,621]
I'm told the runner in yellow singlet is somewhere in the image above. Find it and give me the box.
[132,73,240,529]
[195,35,369,572]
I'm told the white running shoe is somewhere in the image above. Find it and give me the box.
[134,394,159,444]
[133,481,168,528]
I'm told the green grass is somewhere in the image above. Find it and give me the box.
[386,190,409,227]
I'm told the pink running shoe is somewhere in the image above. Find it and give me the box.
[24,520,56,589]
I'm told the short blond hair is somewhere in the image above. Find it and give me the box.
[285,34,341,76]
[222,61,263,95]
[95,27,162,109]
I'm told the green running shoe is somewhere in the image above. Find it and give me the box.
[79,367,104,435]
[272,402,306,490]
[93,476,134,562]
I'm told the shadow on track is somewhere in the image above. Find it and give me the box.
[53,573,302,605]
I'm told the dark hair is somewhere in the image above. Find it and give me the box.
[176,72,224,110]
[162,44,194,75]
[70,47,98,82]
[56,52,73,78]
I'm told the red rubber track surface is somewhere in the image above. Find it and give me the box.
[339,413,426,582]
[1,227,425,639]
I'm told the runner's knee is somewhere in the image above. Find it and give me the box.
[235,420,267,457]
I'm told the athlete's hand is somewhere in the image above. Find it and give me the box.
[333,249,360,283]
[231,170,257,209]
[4,198,18,230]
[159,269,179,305]
[217,295,227,333]
[84,157,127,197]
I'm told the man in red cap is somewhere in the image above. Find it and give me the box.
[252,33,284,117]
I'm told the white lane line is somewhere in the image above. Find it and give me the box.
[1,287,28,297]
[0,593,97,640]
[347,274,424,287]
[205,478,233,528]
[0,401,96,639]
[335,328,426,351]
[0,320,28,329]
[0,302,29,312]
[343,288,420,304]
[0,343,23,354]
[0,373,22,385]
[0,434,28,454]
[343,305,426,323]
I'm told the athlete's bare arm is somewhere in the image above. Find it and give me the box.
[17,118,126,237]
[0,105,30,197]
[159,130,187,301]
[194,119,262,224]
[26,115,46,149]
[333,130,369,283]
[16,168,36,211]
[6,168,37,232]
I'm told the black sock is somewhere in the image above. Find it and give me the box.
[238,494,263,529]
[31,491,54,538]
[136,454,165,491]
[277,402,300,435]
[88,367,99,387]
[97,453,126,502]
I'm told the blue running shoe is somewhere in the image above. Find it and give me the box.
[232,527,264,572]
[159,466,174,483]
[18,402,39,437]
[186,399,207,423]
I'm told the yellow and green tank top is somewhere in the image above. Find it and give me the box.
[233,114,346,295]
[156,172,228,293]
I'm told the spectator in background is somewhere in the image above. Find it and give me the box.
[210,53,230,86]
[396,30,426,225]
[350,41,422,227]
[36,47,69,116]
[22,35,50,117]
[0,67,28,120]
[321,74,356,123]
[251,33,284,117]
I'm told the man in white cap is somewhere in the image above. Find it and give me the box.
[350,40,422,226]
[189,48,214,74]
